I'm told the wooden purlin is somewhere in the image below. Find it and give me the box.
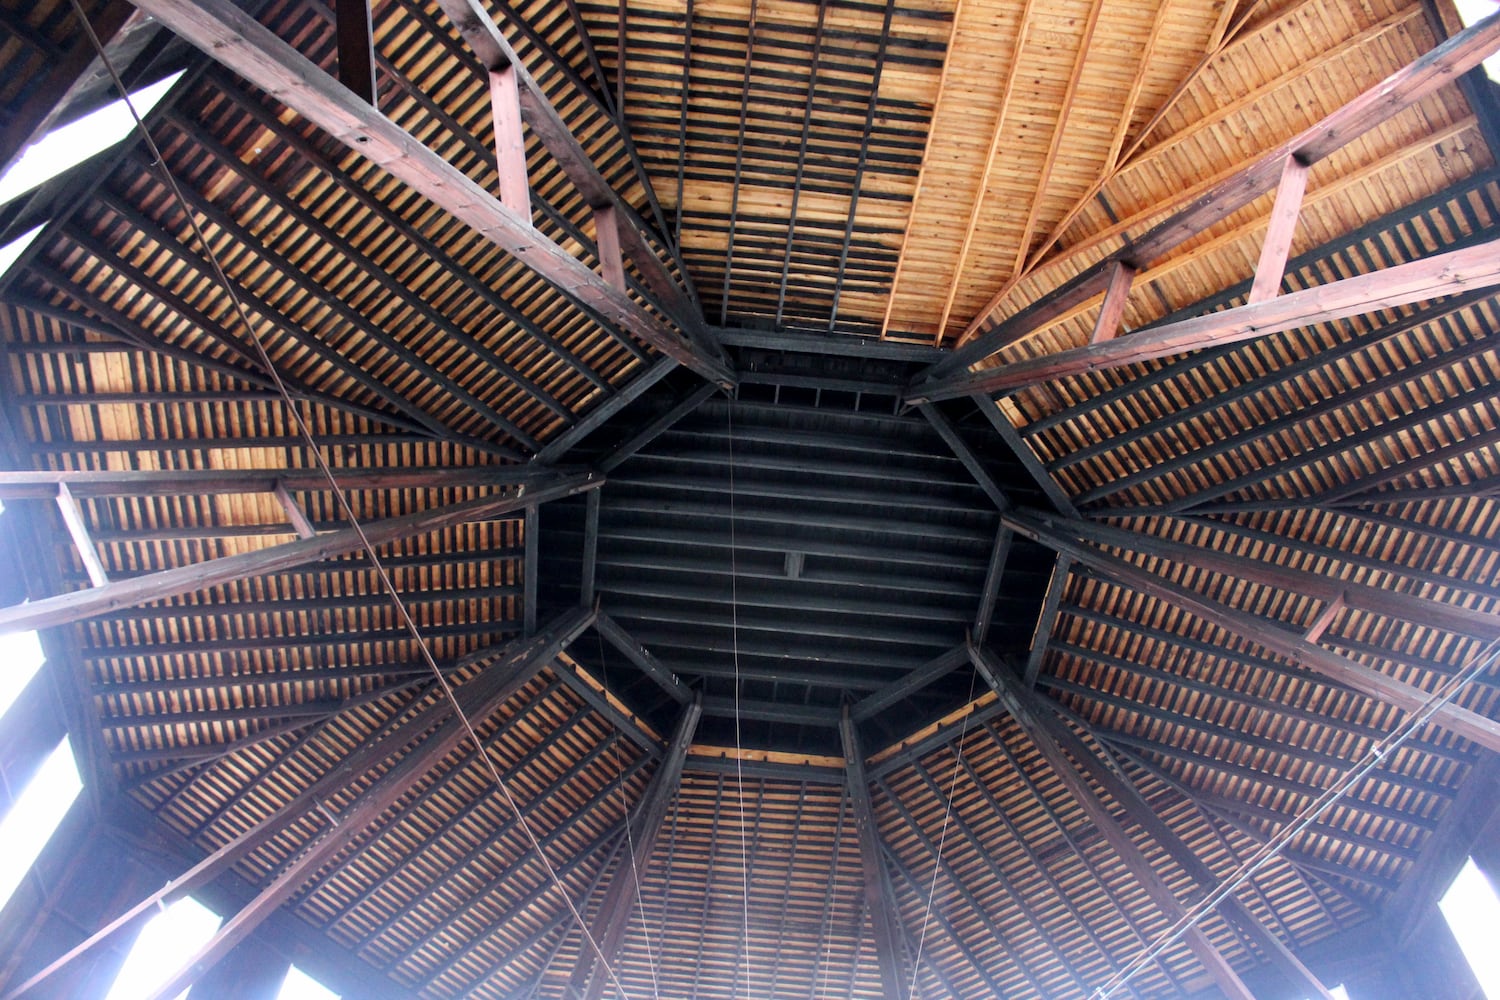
[127,0,733,390]
[920,8,1500,382]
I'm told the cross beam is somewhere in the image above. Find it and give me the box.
[0,471,599,634]
[1004,508,1500,754]
[908,236,1500,403]
[569,695,702,1000]
[126,0,735,389]
[840,707,906,1000]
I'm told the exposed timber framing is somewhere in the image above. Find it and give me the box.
[920,8,1500,381]
[128,0,734,388]
[599,381,720,473]
[432,0,717,352]
[53,483,109,587]
[1248,156,1310,304]
[850,646,968,723]
[488,64,531,217]
[916,403,1011,512]
[840,707,907,1000]
[570,696,702,1000]
[969,644,1335,1000]
[908,236,1500,402]
[971,397,1079,516]
[1022,553,1072,688]
[0,466,569,500]
[595,612,691,704]
[1090,260,1136,345]
[972,527,1013,646]
[0,472,600,633]
[1003,508,1500,753]
[334,0,377,104]
[1,607,597,1000]
[524,503,540,636]
[536,357,681,466]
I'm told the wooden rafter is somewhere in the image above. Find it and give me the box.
[840,707,906,1000]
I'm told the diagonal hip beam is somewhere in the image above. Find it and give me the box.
[840,706,908,1000]
[2,606,596,1000]
[907,235,1500,403]
[920,9,1500,382]
[967,644,1321,1000]
[126,0,735,389]
[0,471,599,634]
[1003,508,1500,754]
[569,694,702,1000]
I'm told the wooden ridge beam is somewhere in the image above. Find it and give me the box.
[968,644,1312,1000]
[840,706,906,1000]
[433,0,716,352]
[129,0,733,388]
[571,696,701,1000]
[1,607,596,1000]
[1004,508,1500,753]
[908,236,1500,403]
[0,471,599,633]
[921,8,1500,382]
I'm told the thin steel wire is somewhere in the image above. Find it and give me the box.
[69,6,633,996]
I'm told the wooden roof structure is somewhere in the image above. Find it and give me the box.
[1,0,1499,997]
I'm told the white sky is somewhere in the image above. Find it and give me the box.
[1455,0,1500,82]
[1440,857,1500,998]
[0,736,81,911]
[103,896,221,1000]
[277,965,341,1000]
[0,225,43,283]
[0,71,183,208]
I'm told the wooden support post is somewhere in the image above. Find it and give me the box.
[1003,508,1500,753]
[524,503,539,637]
[840,707,906,1000]
[488,64,531,219]
[1022,554,1072,688]
[1303,592,1345,643]
[1249,156,1310,304]
[581,487,601,607]
[973,527,1012,646]
[54,484,109,588]
[967,644,1265,1000]
[593,204,627,290]
[0,473,598,633]
[334,0,377,105]
[271,480,316,539]
[1,607,597,1000]
[571,696,702,1000]
[1090,260,1135,344]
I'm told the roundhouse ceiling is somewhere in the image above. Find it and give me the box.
[1,0,1500,998]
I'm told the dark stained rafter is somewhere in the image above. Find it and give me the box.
[839,707,906,1000]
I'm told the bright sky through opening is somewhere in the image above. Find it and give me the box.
[1440,857,1500,998]
[0,736,82,913]
[103,896,221,1000]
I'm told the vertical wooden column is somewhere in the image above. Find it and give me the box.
[1248,155,1310,303]
[334,0,378,104]
[488,63,531,218]
[840,707,906,1000]
[593,204,627,290]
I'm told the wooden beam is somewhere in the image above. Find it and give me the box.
[1090,260,1136,345]
[595,612,691,704]
[271,481,317,540]
[972,527,1012,646]
[850,645,968,722]
[1003,508,1500,753]
[593,204,627,291]
[924,8,1500,379]
[130,0,733,388]
[487,64,531,218]
[598,381,718,474]
[0,472,599,633]
[1248,156,1310,303]
[840,707,906,1000]
[1022,554,1072,688]
[581,487,601,607]
[53,484,109,587]
[0,607,596,1000]
[915,403,1011,511]
[908,236,1500,403]
[524,503,539,636]
[335,0,378,104]
[971,396,1078,516]
[432,0,714,349]
[571,696,702,1000]
[535,357,680,465]
[966,644,1268,1000]
[0,466,565,500]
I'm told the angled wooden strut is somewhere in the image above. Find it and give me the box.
[127,0,734,389]
[840,706,906,1000]
[906,236,1500,403]
[0,471,601,633]
[570,694,702,1000]
[968,644,1336,1000]
[915,8,1500,385]
[1003,508,1500,754]
[2,606,597,1000]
